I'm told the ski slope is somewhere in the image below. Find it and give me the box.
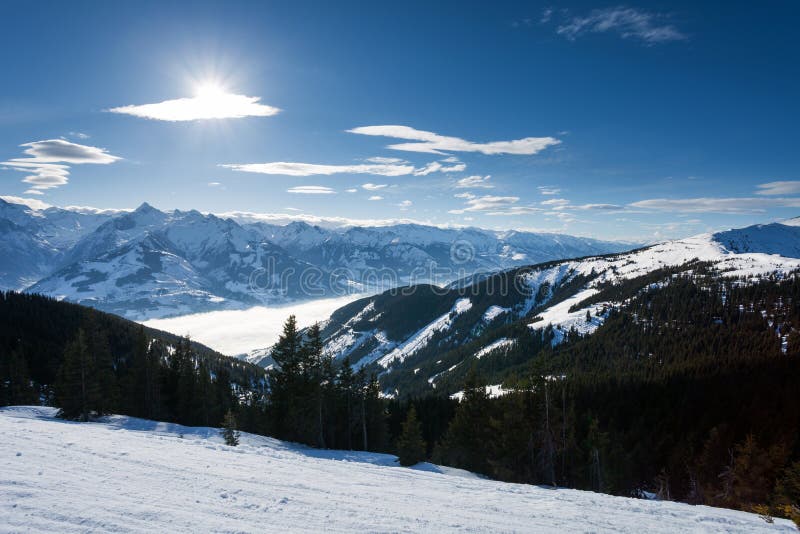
[1,407,794,533]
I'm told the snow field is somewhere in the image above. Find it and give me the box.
[1,406,795,533]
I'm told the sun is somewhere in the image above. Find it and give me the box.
[194,81,227,98]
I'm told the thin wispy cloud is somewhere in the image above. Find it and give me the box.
[368,195,383,201]
[538,186,561,195]
[541,198,571,208]
[541,197,622,211]
[449,195,542,216]
[555,7,687,44]
[348,125,560,155]
[2,139,120,192]
[223,161,415,177]
[222,159,463,177]
[108,90,280,121]
[362,183,387,191]
[413,160,467,176]
[630,197,800,214]
[287,186,336,195]
[756,181,800,196]
[455,175,493,189]
[364,156,407,164]
[398,200,412,210]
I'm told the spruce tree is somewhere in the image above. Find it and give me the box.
[221,409,240,446]
[396,406,426,466]
[1,344,36,406]
[56,330,97,421]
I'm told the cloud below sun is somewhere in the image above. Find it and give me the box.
[108,85,280,121]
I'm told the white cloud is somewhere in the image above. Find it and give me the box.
[347,125,560,155]
[756,181,800,196]
[629,197,800,214]
[556,7,687,44]
[223,158,465,177]
[362,183,388,191]
[208,182,223,187]
[454,192,476,199]
[398,200,412,210]
[455,175,493,189]
[2,139,120,192]
[108,91,280,121]
[575,203,622,210]
[541,198,571,208]
[23,189,44,195]
[413,160,467,176]
[68,131,90,139]
[287,186,336,195]
[222,161,415,177]
[365,156,407,164]
[538,186,561,195]
[345,188,358,193]
[449,195,519,214]
[368,195,383,201]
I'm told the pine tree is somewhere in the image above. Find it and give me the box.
[268,315,303,440]
[55,330,97,421]
[221,409,240,446]
[304,323,327,448]
[436,367,493,474]
[1,344,36,406]
[396,406,426,466]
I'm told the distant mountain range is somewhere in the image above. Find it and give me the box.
[0,198,633,319]
[250,218,800,396]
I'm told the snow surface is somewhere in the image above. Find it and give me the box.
[524,232,800,344]
[2,406,792,533]
[142,295,362,356]
[474,337,517,359]
[376,298,472,368]
[450,384,513,401]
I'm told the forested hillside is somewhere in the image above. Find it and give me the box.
[387,269,800,523]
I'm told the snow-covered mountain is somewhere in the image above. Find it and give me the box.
[305,220,800,394]
[2,406,791,533]
[0,198,631,319]
[242,220,631,285]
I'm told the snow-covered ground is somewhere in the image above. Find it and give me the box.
[142,295,362,356]
[1,406,794,533]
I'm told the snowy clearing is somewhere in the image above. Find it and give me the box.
[141,295,362,356]
[1,406,794,533]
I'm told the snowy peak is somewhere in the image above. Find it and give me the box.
[712,222,800,257]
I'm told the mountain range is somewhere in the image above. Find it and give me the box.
[261,218,800,396]
[0,198,632,319]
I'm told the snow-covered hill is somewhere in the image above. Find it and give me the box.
[1,406,792,533]
[0,198,631,320]
[313,222,800,394]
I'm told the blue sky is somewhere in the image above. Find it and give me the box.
[1,0,798,241]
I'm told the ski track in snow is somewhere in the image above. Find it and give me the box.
[1,406,792,533]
